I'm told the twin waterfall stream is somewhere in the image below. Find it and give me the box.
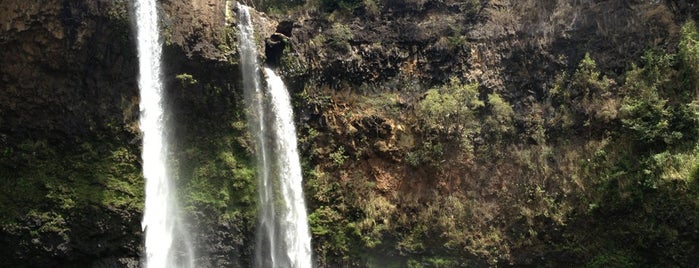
[238,3,312,268]
[136,0,311,267]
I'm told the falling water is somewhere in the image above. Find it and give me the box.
[237,3,313,268]
[264,67,313,268]
[135,0,193,267]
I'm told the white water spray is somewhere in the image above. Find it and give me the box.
[264,67,313,268]
[135,0,193,267]
[237,3,313,267]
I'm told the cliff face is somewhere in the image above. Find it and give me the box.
[276,0,699,266]
[1,0,698,267]
[0,1,142,266]
[0,0,137,142]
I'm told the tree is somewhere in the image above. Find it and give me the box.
[620,49,697,151]
[679,20,699,97]
[549,53,617,131]
[418,77,483,135]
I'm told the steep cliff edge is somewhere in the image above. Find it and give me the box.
[1,0,699,267]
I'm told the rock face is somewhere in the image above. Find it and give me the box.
[0,0,255,266]
[1,0,699,267]
[273,0,699,267]
[0,0,137,142]
[0,1,142,266]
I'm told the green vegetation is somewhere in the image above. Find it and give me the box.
[680,20,699,94]
[482,92,514,141]
[547,21,699,267]
[279,44,308,77]
[329,23,354,51]
[549,53,618,132]
[417,77,484,155]
[175,73,198,87]
[301,19,699,268]
[418,77,483,135]
[168,70,259,251]
[414,77,513,158]
[329,146,349,167]
[0,138,143,223]
[0,126,144,266]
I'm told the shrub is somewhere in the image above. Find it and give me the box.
[329,23,354,51]
[483,92,514,140]
[330,146,349,167]
[680,19,699,93]
[549,53,617,130]
[418,77,483,135]
[620,50,698,150]
[175,73,198,87]
[363,0,380,17]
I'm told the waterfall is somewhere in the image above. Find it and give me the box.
[264,67,313,268]
[237,4,313,268]
[135,0,193,267]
